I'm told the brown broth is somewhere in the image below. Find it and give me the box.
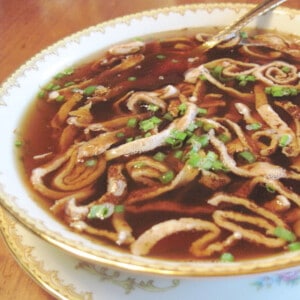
[16,27,300,261]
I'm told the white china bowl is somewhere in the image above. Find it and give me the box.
[1,3,300,285]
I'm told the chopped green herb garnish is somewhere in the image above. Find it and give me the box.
[54,72,65,79]
[116,132,125,138]
[265,184,276,193]
[126,137,134,143]
[187,152,202,168]
[85,158,98,167]
[45,83,55,91]
[83,85,97,96]
[186,122,199,133]
[128,76,137,81]
[51,84,61,91]
[281,66,291,73]
[173,130,188,141]
[195,120,204,128]
[38,90,46,98]
[279,134,292,147]
[187,134,209,149]
[203,151,218,169]
[63,67,74,75]
[199,74,207,81]
[238,151,256,163]
[114,205,125,214]
[246,122,262,131]
[146,104,159,112]
[274,227,296,242]
[288,242,300,252]
[133,162,146,168]
[235,74,256,87]
[197,107,208,116]
[127,118,138,128]
[205,151,222,166]
[165,137,183,149]
[56,95,65,102]
[134,37,143,42]
[211,160,227,172]
[211,66,224,80]
[178,103,187,115]
[156,54,166,60]
[220,252,235,262]
[153,151,167,162]
[165,129,188,149]
[240,31,248,39]
[163,112,174,121]
[139,116,162,132]
[88,203,114,220]
[64,81,75,87]
[55,68,75,79]
[265,86,299,97]
[202,122,215,132]
[54,68,74,79]
[211,66,231,82]
[187,151,221,171]
[159,170,175,184]
[173,150,184,160]
[217,133,231,143]
[15,140,22,147]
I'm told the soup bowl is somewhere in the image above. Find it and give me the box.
[0,3,300,299]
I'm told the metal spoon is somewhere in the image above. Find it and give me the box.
[200,0,287,52]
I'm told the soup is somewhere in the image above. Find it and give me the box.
[17,28,300,262]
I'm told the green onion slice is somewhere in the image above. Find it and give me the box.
[178,103,187,115]
[14,140,22,147]
[88,203,115,220]
[238,151,256,163]
[56,95,65,102]
[83,85,97,96]
[146,104,159,112]
[273,227,296,242]
[246,122,262,131]
[163,112,174,121]
[85,158,98,167]
[38,90,46,98]
[220,252,235,262]
[127,118,138,128]
[288,242,300,252]
[173,150,184,160]
[235,74,256,86]
[265,86,299,97]
[159,170,175,184]
[116,132,125,138]
[139,116,162,132]
[153,152,167,162]
[114,205,125,214]
[197,107,208,116]
[279,134,292,147]
[128,76,137,81]
[156,54,166,60]
[217,133,231,143]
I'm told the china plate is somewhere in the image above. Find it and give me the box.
[0,3,300,276]
[1,207,300,300]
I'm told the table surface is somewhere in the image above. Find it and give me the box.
[1,0,299,299]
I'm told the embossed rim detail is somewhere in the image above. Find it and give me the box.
[0,3,300,277]
[0,208,91,300]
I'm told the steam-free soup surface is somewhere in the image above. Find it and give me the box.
[18,28,300,262]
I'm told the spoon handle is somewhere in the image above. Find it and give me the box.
[201,0,287,51]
